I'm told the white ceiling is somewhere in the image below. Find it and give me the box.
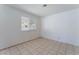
[9,4,79,17]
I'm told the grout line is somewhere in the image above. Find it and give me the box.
[0,37,42,52]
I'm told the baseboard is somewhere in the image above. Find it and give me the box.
[41,33,79,46]
[0,37,41,51]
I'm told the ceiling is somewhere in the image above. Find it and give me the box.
[9,4,79,17]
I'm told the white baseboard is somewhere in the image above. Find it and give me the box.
[42,33,79,46]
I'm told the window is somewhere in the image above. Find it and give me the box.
[21,16,36,31]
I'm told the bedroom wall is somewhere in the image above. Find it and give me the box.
[0,5,41,49]
[41,8,79,46]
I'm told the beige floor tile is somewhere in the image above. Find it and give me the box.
[0,38,79,55]
[9,46,21,55]
[16,44,32,55]
[56,44,67,55]
[74,46,79,55]
[30,47,50,55]
[0,49,10,55]
[65,45,75,55]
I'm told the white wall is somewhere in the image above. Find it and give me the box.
[41,8,79,46]
[0,5,41,49]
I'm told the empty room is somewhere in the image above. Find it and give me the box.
[0,4,79,55]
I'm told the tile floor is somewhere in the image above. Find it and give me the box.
[0,38,79,55]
